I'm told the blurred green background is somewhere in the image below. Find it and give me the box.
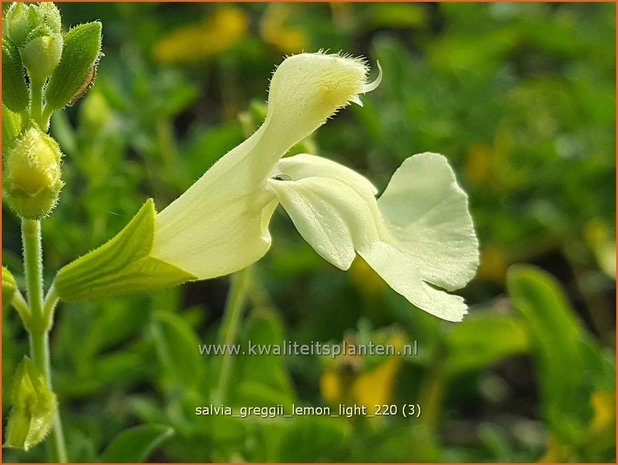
[2,2,615,462]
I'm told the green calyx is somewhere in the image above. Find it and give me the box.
[4,127,64,220]
[55,199,196,302]
[4,356,57,451]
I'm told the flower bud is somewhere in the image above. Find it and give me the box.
[35,2,62,34]
[5,127,64,219]
[21,31,63,85]
[5,3,33,47]
[4,356,57,451]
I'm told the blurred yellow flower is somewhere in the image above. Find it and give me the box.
[320,332,406,412]
[153,8,248,64]
[584,218,616,278]
[353,358,401,407]
[477,245,508,283]
[260,4,306,53]
[589,389,616,435]
[465,142,492,187]
[348,256,387,300]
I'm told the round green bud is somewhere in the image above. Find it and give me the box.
[21,32,63,85]
[35,2,62,34]
[5,127,64,219]
[5,3,33,47]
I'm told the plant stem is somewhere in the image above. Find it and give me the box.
[43,283,60,328]
[30,81,44,128]
[41,106,53,132]
[411,357,447,461]
[214,267,251,403]
[11,290,32,328]
[22,219,67,462]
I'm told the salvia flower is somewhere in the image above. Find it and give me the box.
[56,52,478,321]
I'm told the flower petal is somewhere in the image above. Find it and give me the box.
[274,153,378,196]
[377,152,479,291]
[151,132,280,278]
[359,241,468,322]
[269,152,478,321]
[268,176,378,270]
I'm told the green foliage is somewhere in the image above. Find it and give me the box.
[1,39,28,113]
[2,105,22,152]
[2,266,18,311]
[508,265,615,461]
[443,314,529,377]
[151,311,202,390]
[100,425,174,462]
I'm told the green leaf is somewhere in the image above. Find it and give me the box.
[2,39,29,112]
[273,417,347,461]
[233,308,295,405]
[151,311,201,388]
[55,199,196,302]
[100,425,174,462]
[507,265,594,445]
[4,356,57,451]
[2,266,18,311]
[45,21,102,110]
[2,105,22,153]
[443,312,529,377]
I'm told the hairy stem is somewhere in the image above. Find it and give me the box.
[30,81,44,128]
[11,290,32,328]
[22,220,67,462]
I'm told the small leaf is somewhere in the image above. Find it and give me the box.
[2,266,18,311]
[55,199,196,302]
[2,105,22,153]
[275,417,346,461]
[100,425,174,462]
[443,312,529,377]
[2,39,29,113]
[233,309,295,404]
[45,21,102,111]
[151,311,201,388]
[507,265,593,444]
[4,356,57,451]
